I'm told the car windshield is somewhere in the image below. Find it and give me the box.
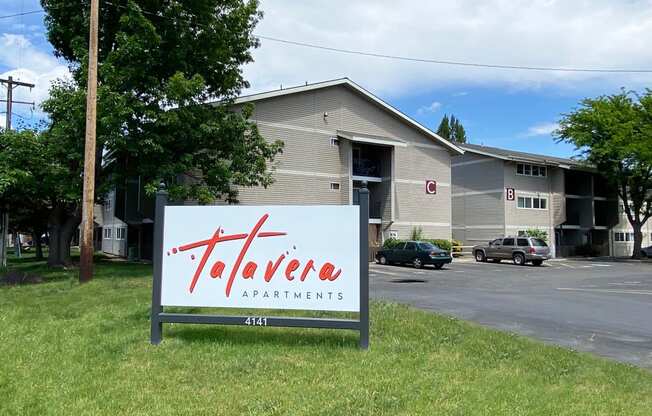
[418,242,437,250]
[531,238,548,247]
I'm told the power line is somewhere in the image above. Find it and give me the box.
[254,35,652,74]
[0,10,43,20]
[2,6,652,74]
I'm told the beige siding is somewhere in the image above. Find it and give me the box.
[237,172,347,205]
[504,161,554,229]
[234,84,455,243]
[388,144,452,240]
[451,153,505,244]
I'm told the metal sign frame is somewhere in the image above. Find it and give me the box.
[150,184,370,349]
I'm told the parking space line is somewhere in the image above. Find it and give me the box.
[557,287,652,296]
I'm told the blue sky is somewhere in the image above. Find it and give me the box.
[2,0,652,159]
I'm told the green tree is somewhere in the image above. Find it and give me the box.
[436,114,451,140]
[437,114,467,143]
[556,90,652,258]
[0,129,54,261]
[451,117,467,144]
[39,0,283,265]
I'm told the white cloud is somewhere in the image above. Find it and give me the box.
[452,91,469,97]
[525,122,558,137]
[417,101,442,114]
[245,0,652,98]
[0,34,70,125]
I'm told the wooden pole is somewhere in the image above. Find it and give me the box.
[79,0,100,283]
[0,77,34,268]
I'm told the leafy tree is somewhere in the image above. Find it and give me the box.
[0,129,54,261]
[451,117,467,144]
[556,90,652,258]
[436,114,451,140]
[436,114,467,143]
[38,0,283,266]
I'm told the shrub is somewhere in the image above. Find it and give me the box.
[426,239,452,252]
[382,238,403,249]
[410,226,424,241]
[383,237,454,252]
[524,229,548,242]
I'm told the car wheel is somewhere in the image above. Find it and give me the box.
[378,255,387,265]
[513,253,525,266]
[532,260,543,266]
[413,258,423,269]
[434,263,444,270]
[474,250,486,262]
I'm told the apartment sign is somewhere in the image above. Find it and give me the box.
[160,205,360,312]
[506,188,515,201]
[425,180,437,195]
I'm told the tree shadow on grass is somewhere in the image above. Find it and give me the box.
[167,324,360,350]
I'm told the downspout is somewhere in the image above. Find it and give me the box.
[548,166,554,257]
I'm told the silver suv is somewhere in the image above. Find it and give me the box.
[473,236,550,266]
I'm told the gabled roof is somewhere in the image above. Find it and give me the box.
[459,143,591,170]
[234,78,464,155]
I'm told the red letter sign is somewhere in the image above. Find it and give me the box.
[506,187,515,201]
[425,180,437,195]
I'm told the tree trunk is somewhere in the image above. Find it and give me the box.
[14,233,21,258]
[33,231,43,260]
[632,224,643,259]
[47,206,81,267]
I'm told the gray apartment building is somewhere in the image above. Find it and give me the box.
[100,78,464,259]
[452,144,651,257]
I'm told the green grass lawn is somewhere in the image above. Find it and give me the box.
[1,253,652,415]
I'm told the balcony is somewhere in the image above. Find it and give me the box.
[352,143,388,180]
[352,158,382,179]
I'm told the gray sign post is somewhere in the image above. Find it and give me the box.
[150,183,370,349]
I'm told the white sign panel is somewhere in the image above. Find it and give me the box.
[161,205,360,312]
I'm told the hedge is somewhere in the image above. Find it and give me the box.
[383,238,462,252]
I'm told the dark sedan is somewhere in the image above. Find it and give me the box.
[375,240,452,269]
[642,245,652,257]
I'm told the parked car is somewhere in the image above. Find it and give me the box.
[375,240,452,269]
[641,245,652,257]
[473,236,550,266]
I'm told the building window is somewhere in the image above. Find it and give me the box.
[116,228,126,240]
[330,182,340,191]
[517,195,547,210]
[103,228,112,239]
[104,198,111,211]
[615,232,635,242]
[389,230,398,239]
[330,137,340,147]
[516,163,547,177]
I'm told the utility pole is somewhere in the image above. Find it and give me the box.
[0,76,35,130]
[0,76,35,268]
[79,0,100,283]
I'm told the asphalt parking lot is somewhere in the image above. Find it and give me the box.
[370,258,652,368]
